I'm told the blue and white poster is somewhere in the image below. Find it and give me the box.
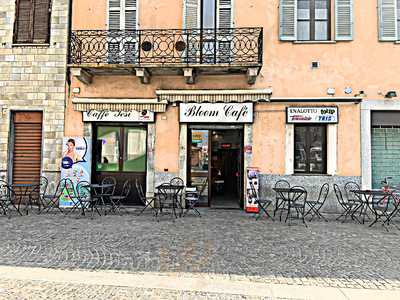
[60,137,91,207]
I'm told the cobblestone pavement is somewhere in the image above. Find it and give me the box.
[0,278,274,300]
[0,209,399,291]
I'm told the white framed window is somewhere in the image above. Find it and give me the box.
[279,0,353,42]
[378,0,400,41]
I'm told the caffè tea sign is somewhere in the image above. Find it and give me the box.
[180,103,253,123]
[83,109,154,122]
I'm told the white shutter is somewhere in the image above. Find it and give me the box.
[378,0,398,41]
[108,0,121,30]
[218,0,233,28]
[279,0,297,41]
[125,0,137,30]
[184,0,200,29]
[335,0,353,40]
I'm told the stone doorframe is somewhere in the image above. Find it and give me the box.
[178,124,253,204]
[361,100,400,189]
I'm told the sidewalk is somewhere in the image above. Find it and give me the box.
[0,266,399,300]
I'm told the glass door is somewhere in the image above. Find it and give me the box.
[94,125,147,205]
[188,129,210,206]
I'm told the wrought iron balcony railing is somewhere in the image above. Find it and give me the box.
[69,27,263,67]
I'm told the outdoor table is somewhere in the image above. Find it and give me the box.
[11,183,39,215]
[155,184,184,221]
[352,189,399,230]
[84,183,115,216]
[272,187,306,224]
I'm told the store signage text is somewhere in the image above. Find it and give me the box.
[180,103,253,123]
[286,107,338,124]
[83,109,154,122]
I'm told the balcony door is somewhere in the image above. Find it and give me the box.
[184,0,233,64]
[93,125,147,205]
[107,0,138,64]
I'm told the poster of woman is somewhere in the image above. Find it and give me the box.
[60,137,91,207]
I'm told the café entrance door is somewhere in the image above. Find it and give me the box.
[188,126,243,208]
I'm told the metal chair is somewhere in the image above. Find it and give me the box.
[170,177,184,215]
[286,186,308,227]
[183,186,201,217]
[77,181,102,218]
[109,180,131,215]
[333,183,359,223]
[0,180,22,217]
[135,179,157,216]
[273,179,290,218]
[305,183,329,222]
[250,181,274,221]
[43,178,68,214]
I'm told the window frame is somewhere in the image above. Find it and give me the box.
[294,124,327,174]
[297,0,331,41]
[13,0,52,45]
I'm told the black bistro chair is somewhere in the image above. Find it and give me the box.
[286,186,308,227]
[109,180,131,215]
[135,179,157,216]
[333,184,359,223]
[305,183,330,222]
[250,181,274,221]
[273,179,290,219]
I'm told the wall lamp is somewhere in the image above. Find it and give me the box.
[385,91,398,99]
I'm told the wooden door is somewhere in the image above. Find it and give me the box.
[12,112,43,185]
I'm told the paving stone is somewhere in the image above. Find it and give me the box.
[0,209,399,290]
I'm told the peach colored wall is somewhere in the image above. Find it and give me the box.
[68,0,396,177]
[252,103,286,174]
[251,103,361,176]
[154,106,180,173]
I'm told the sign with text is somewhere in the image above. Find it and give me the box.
[180,103,253,123]
[83,109,154,122]
[286,107,338,124]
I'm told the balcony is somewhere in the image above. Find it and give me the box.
[69,27,263,84]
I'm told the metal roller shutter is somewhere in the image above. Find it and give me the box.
[12,112,43,185]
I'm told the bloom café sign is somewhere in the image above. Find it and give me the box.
[286,107,338,124]
[180,103,253,123]
[83,109,154,122]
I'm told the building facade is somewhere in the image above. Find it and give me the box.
[67,0,400,211]
[0,0,69,185]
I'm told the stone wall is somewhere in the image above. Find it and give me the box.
[259,174,362,214]
[0,0,69,183]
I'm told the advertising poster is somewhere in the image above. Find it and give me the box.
[245,167,260,213]
[60,137,91,207]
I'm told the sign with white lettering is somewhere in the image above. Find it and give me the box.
[179,103,253,123]
[286,107,338,124]
[83,109,154,122]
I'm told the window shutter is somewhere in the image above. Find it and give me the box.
[14,0,34,43]
[108,0,121,30]
[279,0,297,41]
[335,0,353,41]
[218,0,232,29]
[125,0,137,30]
[378,0,398,41]
[184,0,199,29]
[33,0,51,43]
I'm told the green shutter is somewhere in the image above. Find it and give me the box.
[378,0,398,41]
[335,0,353,41]
[279,0,297,41]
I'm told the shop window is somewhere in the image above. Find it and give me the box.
[95,126,146,172]
[294,125,327,174]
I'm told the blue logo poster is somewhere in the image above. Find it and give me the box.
[60,137,91,207]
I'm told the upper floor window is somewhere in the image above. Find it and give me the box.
[297,0,330,41]
[378,0,400,41]
[13,0,52,44]
[184,0,233,29]
[108,0,137,31]
[279,0,353,42]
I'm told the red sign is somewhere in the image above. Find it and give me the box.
[245,145,252,154]
[221,143,232,149]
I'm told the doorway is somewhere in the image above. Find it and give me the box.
[93,124,147,205]
[188,127,243,209]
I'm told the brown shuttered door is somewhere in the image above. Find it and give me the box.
[12,112,43,185]
[14,0,34,43]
